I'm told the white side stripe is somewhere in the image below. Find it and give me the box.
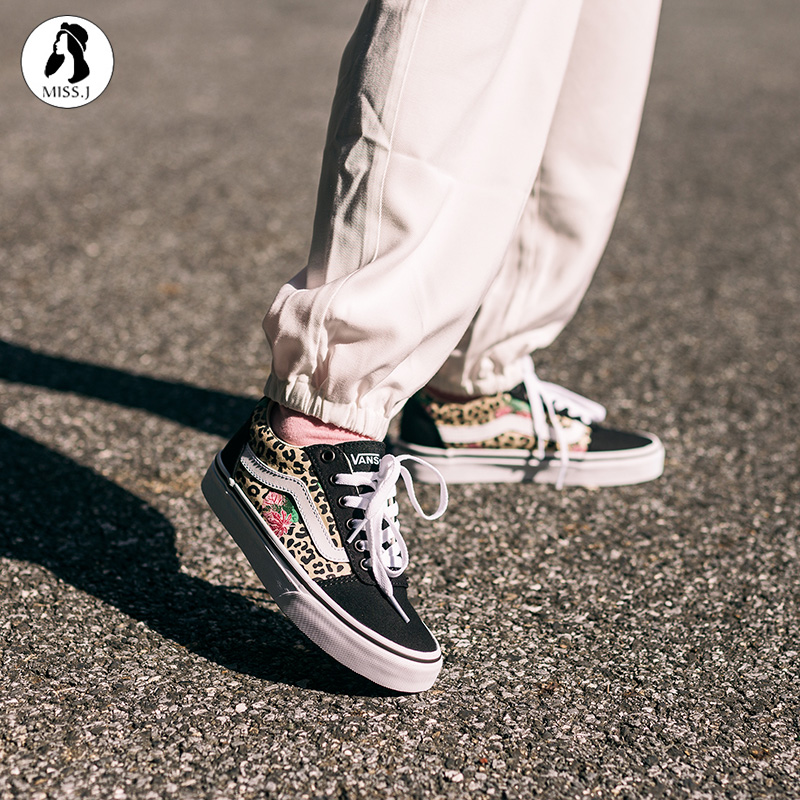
[239,444,348,564]
[438,413,587,446]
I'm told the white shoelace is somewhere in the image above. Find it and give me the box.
[334,454,448,623]
[520,356,607,489]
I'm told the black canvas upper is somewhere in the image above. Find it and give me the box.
[319,576,438,653]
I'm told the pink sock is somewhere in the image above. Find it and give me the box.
[270,405,373,446]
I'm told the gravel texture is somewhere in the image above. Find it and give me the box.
[1,0,799,798]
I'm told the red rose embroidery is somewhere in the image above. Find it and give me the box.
[263,491,284,508]
[264,509,293,537]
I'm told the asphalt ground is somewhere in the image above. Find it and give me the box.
[1,1,799,798]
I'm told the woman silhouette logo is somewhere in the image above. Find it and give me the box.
[21,16,114,108]
[45,22,90,84]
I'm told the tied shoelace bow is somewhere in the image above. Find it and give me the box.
[520,356,607,490]
[333,454,448,623]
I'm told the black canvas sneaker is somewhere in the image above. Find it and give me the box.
[202,399,447,692]
[394,356,664,488]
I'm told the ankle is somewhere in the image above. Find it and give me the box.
[270,404,373,446]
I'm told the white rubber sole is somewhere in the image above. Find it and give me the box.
[392,435,665,486]
[201,453,442,693]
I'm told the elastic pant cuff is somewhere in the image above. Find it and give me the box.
[264,374,392,441]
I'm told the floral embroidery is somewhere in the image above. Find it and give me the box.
[263,490,284,507]
[507,396,532,417]
[260,490,299,537]
[264,508,293,537]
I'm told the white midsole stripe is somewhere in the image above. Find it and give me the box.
[239,443,348,564]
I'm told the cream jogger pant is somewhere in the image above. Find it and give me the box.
[263,0,662,440]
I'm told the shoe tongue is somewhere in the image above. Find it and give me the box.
[509,382,527,402]
[337,438,386,473]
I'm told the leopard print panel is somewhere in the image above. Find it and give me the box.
[232,399,352,580]
[420,392,592,452]
[463,431,539,450]
[422,392,509,426]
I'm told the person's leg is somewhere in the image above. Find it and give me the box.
[396,0,665,487]
[430,0,663,397]
[205,0,593,692]
[264,0,586,441]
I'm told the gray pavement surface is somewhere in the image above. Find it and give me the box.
[1,0,799,798]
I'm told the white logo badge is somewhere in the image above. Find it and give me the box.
[21,16,114,108]
[349,452,381,468]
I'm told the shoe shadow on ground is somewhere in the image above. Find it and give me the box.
[0,342,390,696]
[0,339,254,440]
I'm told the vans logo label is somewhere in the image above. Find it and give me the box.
[349,453,381,467]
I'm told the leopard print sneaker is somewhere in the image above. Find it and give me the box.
[394,356,664,488]
[202,398,447,692]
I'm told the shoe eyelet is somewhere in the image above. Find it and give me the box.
[320,450,336,463]
[337,496,348,507]
[328,475,338,485]
[359,558,371,571]
[346,519,359,531]
[354,539,367,552]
